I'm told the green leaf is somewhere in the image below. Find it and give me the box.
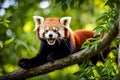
[14,40,29,50]
[94,43,98,50]
[55,0,61,3]
[62,3,68,12]
[107,22,113,29]
[78,0,84,6]
[73,71,82,75]
[3,22,9,28]
[0,41,4,50]
[4,20,11,23]
[94,26,107,36]
[96,12,109,22]
[70,0,74,9]
[4,38,14,45]
[104,0,117,8]
[3,14,13,19]
[94,28,103,36]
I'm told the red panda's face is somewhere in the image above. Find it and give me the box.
[33,16,72,45]
[40,26,64,45]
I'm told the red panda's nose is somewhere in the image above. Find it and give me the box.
[49,34,53,38]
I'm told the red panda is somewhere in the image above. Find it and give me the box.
[18,16,107,68]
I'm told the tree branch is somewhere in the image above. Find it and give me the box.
[0,21,118,80]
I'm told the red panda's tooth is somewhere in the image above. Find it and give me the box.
[48,38,55,43]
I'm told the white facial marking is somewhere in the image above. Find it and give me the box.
[39,29,44,38]
[45,27,49,31]
[45,30,58,45]
[58,30,65,38]
[45,31,58,38]
[53,27,57,30]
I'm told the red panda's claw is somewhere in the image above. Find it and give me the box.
[18,59,34,69]
[47,54,56,63]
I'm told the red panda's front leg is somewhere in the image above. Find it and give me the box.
[18,53,46,68]
[18,41,49,69]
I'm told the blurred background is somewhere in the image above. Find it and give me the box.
[0,0,118,80]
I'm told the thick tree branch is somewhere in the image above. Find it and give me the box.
[0,21,118,80]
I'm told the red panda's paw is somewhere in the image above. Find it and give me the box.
[18,58,36,69]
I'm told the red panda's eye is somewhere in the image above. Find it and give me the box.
[45,30,48,32]
[53,30,57,32]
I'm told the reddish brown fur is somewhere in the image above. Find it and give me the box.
[18,17,100,69]
[40,18,94,52]
[42,18,64,30]
[69,30,94,52]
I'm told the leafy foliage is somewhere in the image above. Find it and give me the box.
[76,0,119,79]
[82,37,101,51]
[55,0,85,11]
[95,8,118,37]
[0,0,119,80]
[0,14,13,52]
[74,59,118,80]
[82,7,118,52]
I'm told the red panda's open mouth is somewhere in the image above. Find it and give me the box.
[47,38,56,45]
[48,38,55,43]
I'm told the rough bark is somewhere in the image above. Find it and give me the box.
[0,21,118,80]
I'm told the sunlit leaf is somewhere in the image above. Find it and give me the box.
[23,21,33,32]
[96,12,109,22]
[94,43,98,50]
[3,22,9,28]
[4,38,14,45]
[0,41,4,51]
[94,27,103,36]
[4,20,11,23]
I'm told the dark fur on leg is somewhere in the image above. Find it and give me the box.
[18,54,47,69]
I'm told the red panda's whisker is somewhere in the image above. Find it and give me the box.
[62,39,70,49]
[56,39,61,45]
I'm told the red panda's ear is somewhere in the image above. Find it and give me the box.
[60,17,72,31]
[33,16,44,31]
